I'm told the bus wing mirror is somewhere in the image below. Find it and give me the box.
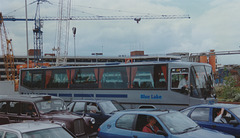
[181,86,188,95]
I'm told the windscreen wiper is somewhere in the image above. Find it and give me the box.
[182,126,199,133]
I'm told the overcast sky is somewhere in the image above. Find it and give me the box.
[1,0,240,65]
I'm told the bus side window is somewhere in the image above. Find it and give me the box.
[153,65,167,89]
[100,66,128,89]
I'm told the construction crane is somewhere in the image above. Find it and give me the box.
[32,0,43,65]
[3,14,190,21]
[53,0,71,66]
[0,12,18,91]
[3,13,190,65]
[0,12,16,81]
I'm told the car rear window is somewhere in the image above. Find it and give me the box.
[230,107,240,119]
[181,109,192,116]
[99,101,117,114]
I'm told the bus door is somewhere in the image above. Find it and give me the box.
[190,65,215,99]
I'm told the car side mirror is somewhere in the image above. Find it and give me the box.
[31,113,38,118]
[229,120,239,127]
[156,130,168,136]
[94,111,102,115]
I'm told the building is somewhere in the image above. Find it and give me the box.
[0,54,181,81]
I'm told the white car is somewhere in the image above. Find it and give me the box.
[0,121,75,138]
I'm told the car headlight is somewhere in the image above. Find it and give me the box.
[90,118,95,125]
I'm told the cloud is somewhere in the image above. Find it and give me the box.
[188,0,240,65]
[1,0,240,65]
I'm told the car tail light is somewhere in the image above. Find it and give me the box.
[97,128,100,132]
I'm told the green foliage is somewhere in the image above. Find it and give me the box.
[216,75,240,102]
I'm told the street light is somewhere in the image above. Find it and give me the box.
[91,53,103,63]
[25,0,29,68]
[72,27,76,64]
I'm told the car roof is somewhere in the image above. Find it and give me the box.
[188,103,240,109]
[0,95,61,103]
[0,121,60,133]
[72,99,114,103]
[116,109,176,116]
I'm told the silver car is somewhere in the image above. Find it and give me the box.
[0,121,75,138]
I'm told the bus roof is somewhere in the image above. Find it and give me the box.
[20,61,211,71]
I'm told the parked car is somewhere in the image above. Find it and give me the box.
[0,95,96,137]
[181,103,240,137]
[0,121,75,138]
[67,100,125,131]
[98,109,234,138]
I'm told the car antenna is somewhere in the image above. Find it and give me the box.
[89,93,96,101]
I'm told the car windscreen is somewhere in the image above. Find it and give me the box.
[36,99,66,113]
[158,112,199,134]
[99,101,118,114]
[230,107,240,119]
[22,127,73,138]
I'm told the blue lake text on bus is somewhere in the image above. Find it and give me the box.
[140,94,162,99]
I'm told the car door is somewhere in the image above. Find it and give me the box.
[210,108,240,136]
[189,107,211,129]
[131,114,165,138]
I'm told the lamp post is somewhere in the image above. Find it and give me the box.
[91,53,103,63]
[25,0,29,68]
[72,27,76,64]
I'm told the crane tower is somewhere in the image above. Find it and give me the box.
[33,0,43,64]
[53,0,71,66]
[0,12,15,81]
[32,0,52,65]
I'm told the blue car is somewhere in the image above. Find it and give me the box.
[181,103,240,137]
[67,100,125,131]
[98,110,233,138]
